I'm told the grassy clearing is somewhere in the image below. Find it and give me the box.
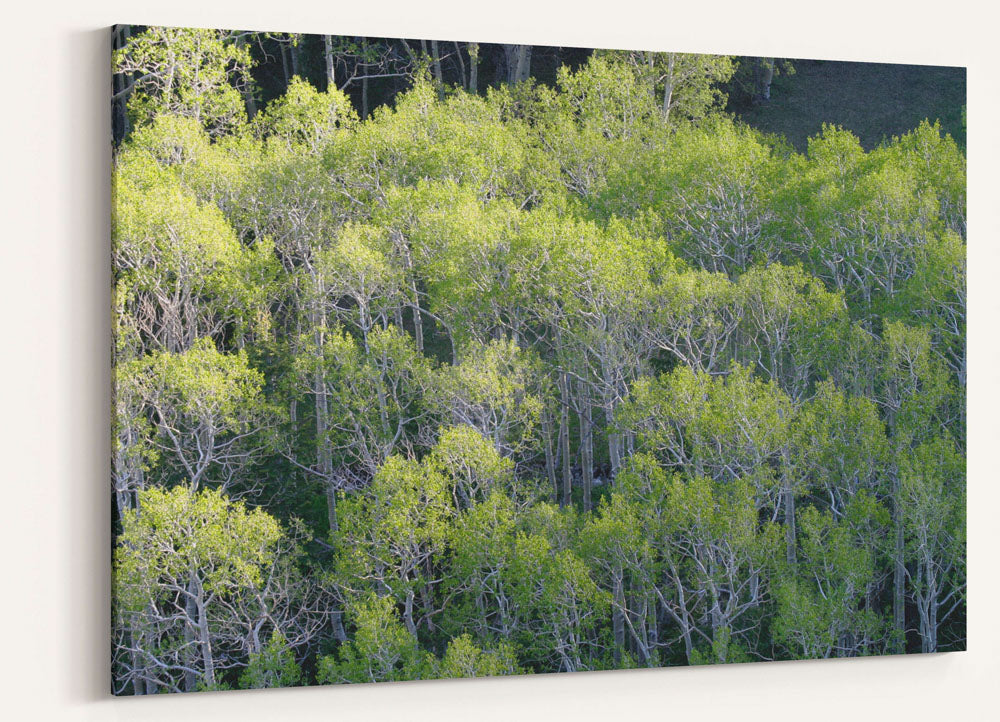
[737,59,966,152]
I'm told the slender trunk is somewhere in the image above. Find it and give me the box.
[289,34,301,78]
[430,39,443,86]
[559,373,572,508]
[504,45,516,84]
[646,592,659,665]
[504,44,532,85]
[419,560,437,633]
[234,35,257,119]
[403,589,419,638]
[127,630,144,695]
[375,376,391,440]
[142,603,159,694]
[324,482,338,534]
[784,476,797,565]
[579,383,593,513]
[662,53,675,120]
[645,51,657,101]
[195,582,215,688]
[516,45,532,83]
[112,25,132,144]
[542,408,558,503]
[332,609,347,643]
[918,561,938,653]
[280,43,291,86]
[183,577,198,692]
[312,297,337,534]
[323,35,336,89]
[612,571,625,665]
[410,285,424,353]
[759,58,775,101]
[397,234,424,353]
[468,43,479,94]
[361,37,370,118]
[607,426,622,479]
[600,357,622,478]
[927,587,938,653]
[453,41,467,91]
[892,468,906,652]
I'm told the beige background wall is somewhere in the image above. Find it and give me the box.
[1,2,995,719]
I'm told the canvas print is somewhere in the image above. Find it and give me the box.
[111,24,967,694]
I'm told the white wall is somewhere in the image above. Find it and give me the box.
[1,2,996,719]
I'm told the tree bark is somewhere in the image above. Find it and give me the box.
[234,34,257,119]
[759,58,775,101]
[195,581,216,688]
[183,577,199,692]
[600,355,622,479]
[784,480,797,565]
[311,296,337,534]
[280,43,291,86]
[559,372,572,508]
[430,39,443,87]
[504,44,532,85]
[323,35,335,89]
[542,408,558,503]
[361,37,370,118]
[404,589,419,638]
[579,382,594,513]
[892,468,906,652]
[662,53,676,120]
[468,43,479,94]
[612,571,625,665]
[396,233,425,354]
[289,34,301,78]
[453,41,467,91]
[112,25,132,144]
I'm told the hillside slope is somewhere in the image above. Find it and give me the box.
[737,59,966,151]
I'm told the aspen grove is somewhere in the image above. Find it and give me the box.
[111,26,966,694]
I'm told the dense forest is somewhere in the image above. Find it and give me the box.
[110,25,966,694]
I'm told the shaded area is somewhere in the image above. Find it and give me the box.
[736,59,966,151]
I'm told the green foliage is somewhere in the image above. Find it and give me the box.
[689,627,750,666]
[317,594,433,683]
[433,338,545,460]
[120,339,277,492]
[333,454,453,626]
[112,32,966,693]
[791,380,890,512]
[325,80,530,205]
[116,486,283,611]
[115,27,254,136]
[556,55,662,141]
[894,230,966,380]
[240,631,303,689]
[254,76,357,151]
[436,634,524,678]
[621,364,793,503]
[427,425,518,508]
[596,118,781,276]
[899,436,966,651]
[300,324,434,474]
[773,498,891,659]
[113,151,277,354]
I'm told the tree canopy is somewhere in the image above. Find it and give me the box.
[111,25,966,694]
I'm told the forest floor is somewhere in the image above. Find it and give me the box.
[736,59,966,151]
